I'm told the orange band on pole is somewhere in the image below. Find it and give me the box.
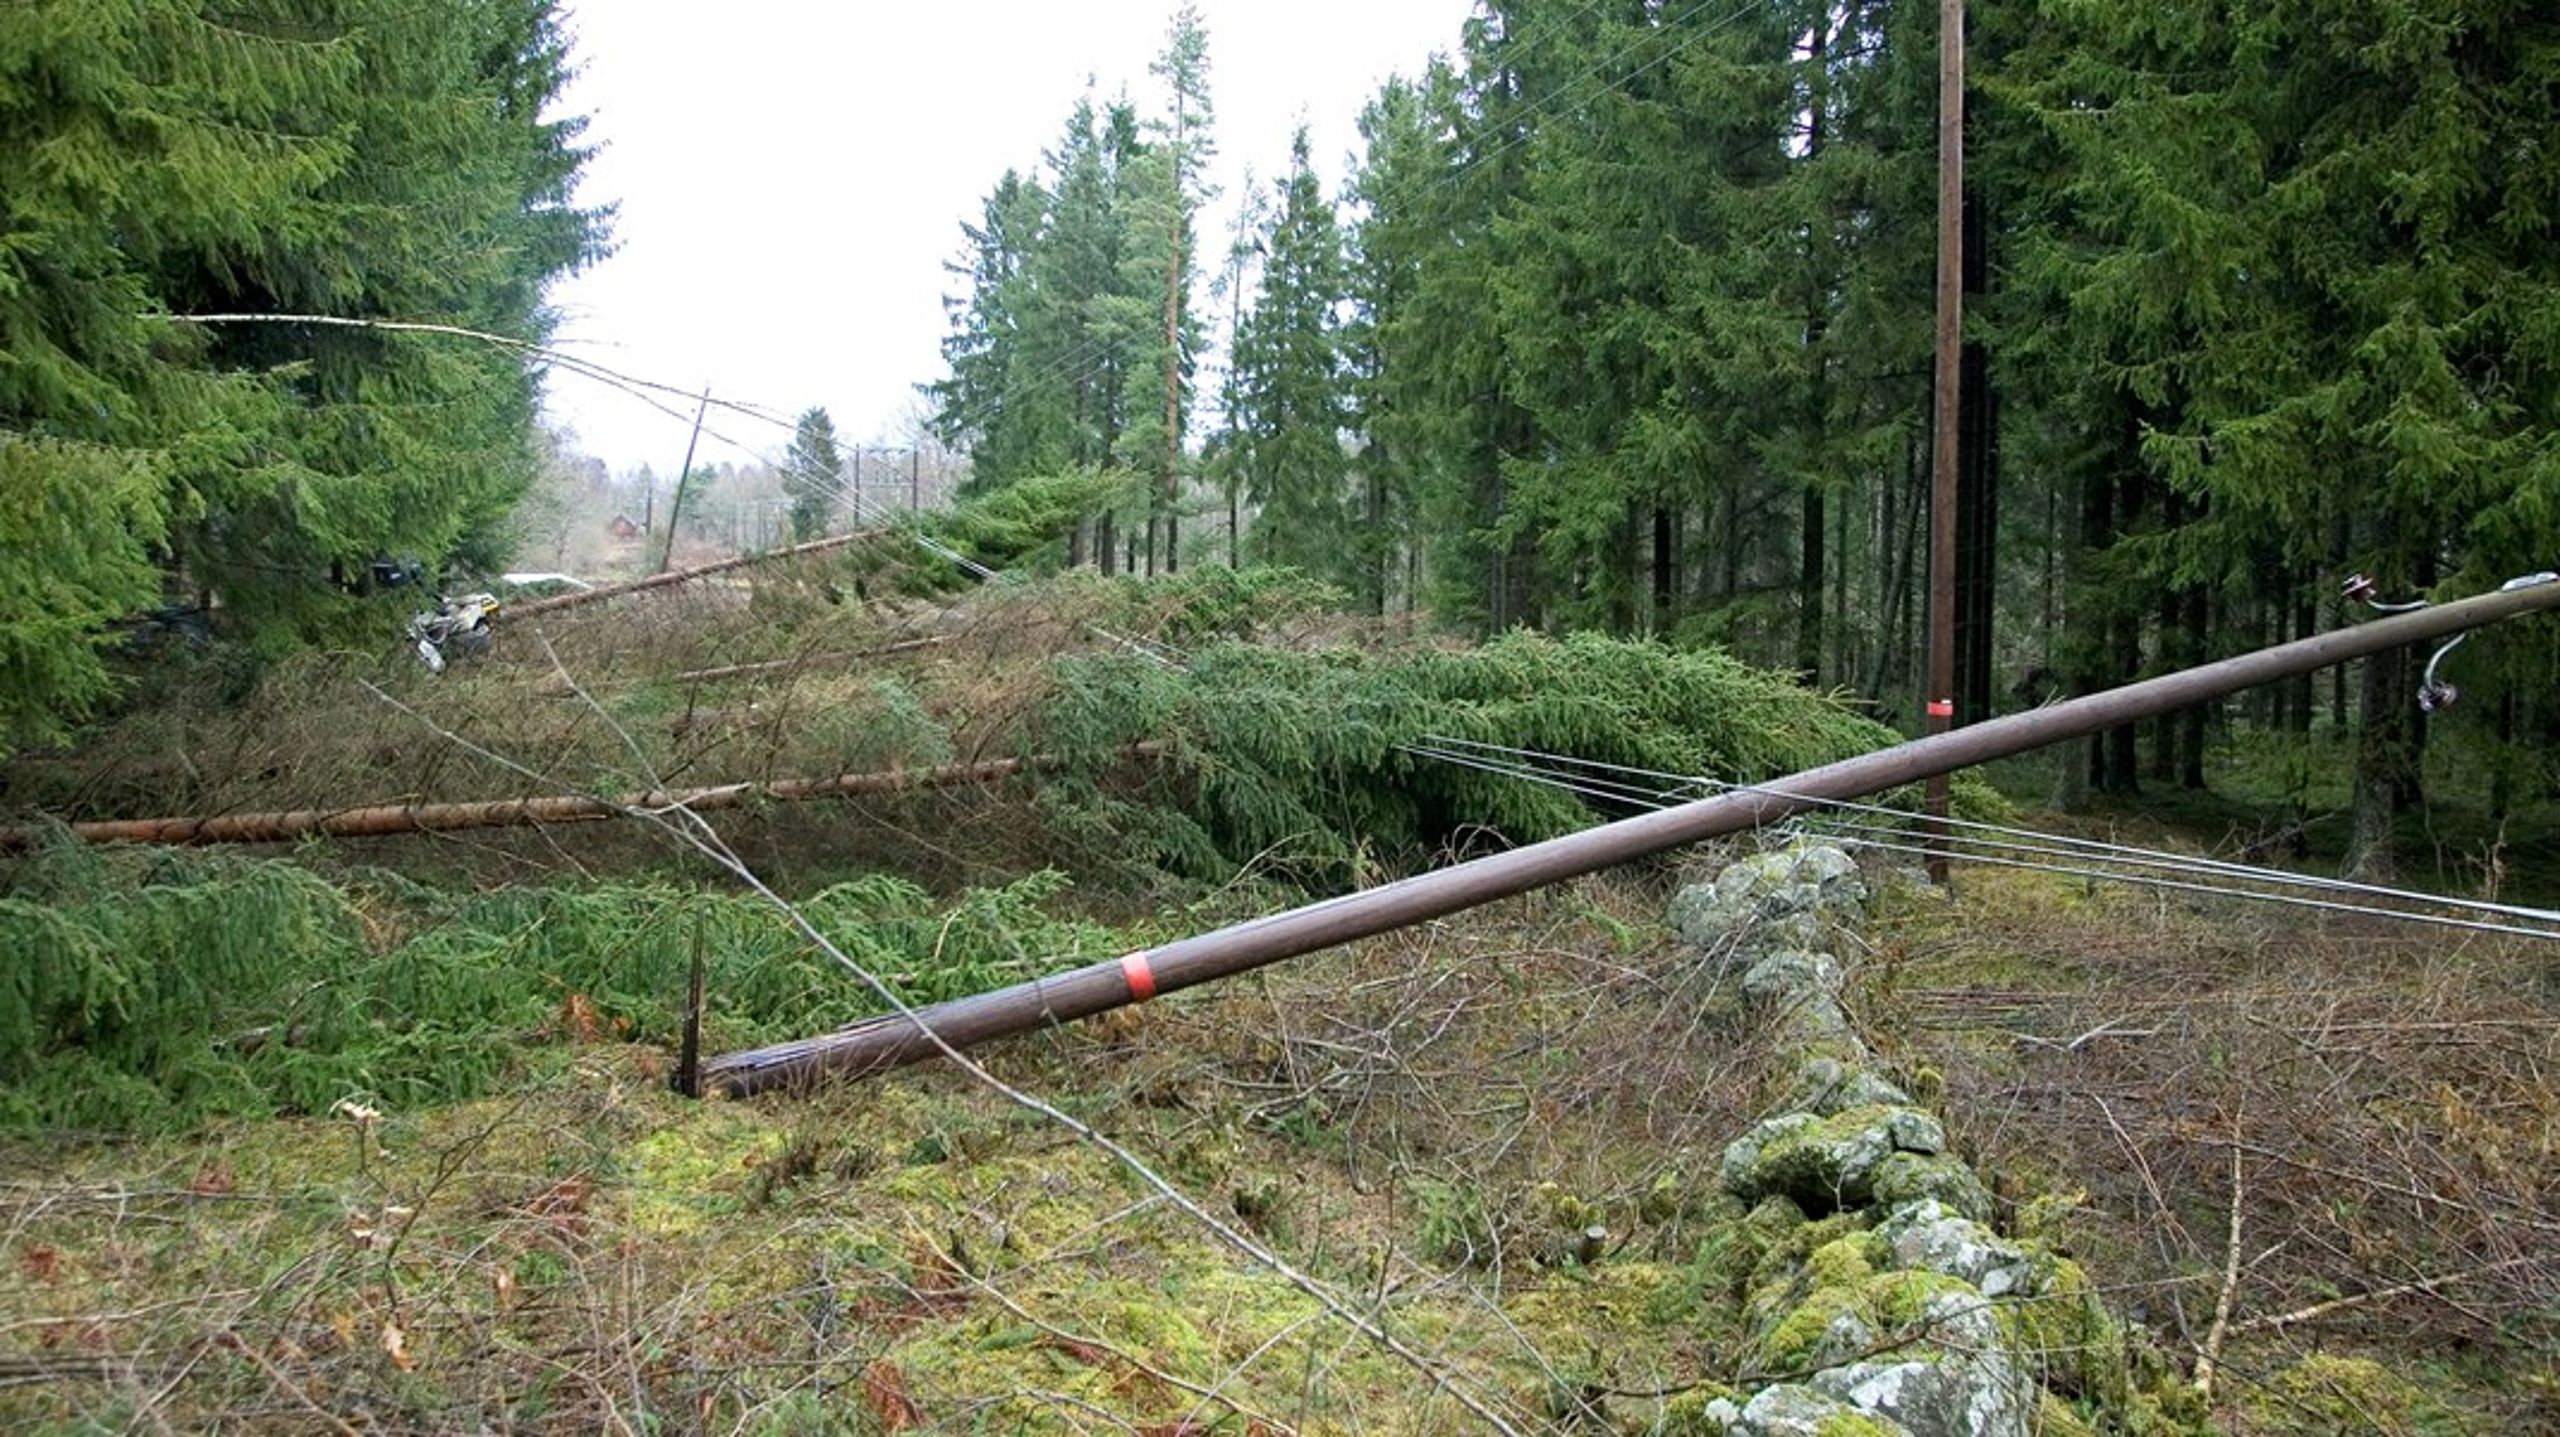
[1119,952,1159,1003]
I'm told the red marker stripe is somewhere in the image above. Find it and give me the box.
[1119,951,1159,1003]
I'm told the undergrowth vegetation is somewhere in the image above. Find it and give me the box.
[0,846,1125,1134]
[1865,860,2560,1433]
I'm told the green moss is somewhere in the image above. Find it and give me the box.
[1648,1385,1742,1435]
[1761,1280,1879,1371]
[1869,1151,1993,1222]
[1996,1251,2140,1412]
[1508,1261,1677,1342]
[2242,1353,2435,1435]
[1730,1104,1942,1210]
[2036,1391,2100,1437]
[1868,1268,1980,1329]
[2014,1188,2089,1246]
[1756,1264,1983,1375]
[625,1108,784,1236]
[1747,1207,1871,1294]
[1804,1233,1884,1288]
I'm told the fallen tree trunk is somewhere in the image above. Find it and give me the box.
[702,577,2560,1097]
[505,528,885,621]
[665,636,950,686]
[533,637,953,699]
[0,746,1161,849]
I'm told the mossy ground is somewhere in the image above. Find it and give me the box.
[0,876,1779,1434]
[1860,856,2560,1435]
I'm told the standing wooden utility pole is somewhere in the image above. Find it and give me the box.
[1924,0,1965,881]
[910,446,922,512]
[658,387,712,573]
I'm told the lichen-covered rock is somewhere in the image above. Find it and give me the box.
[1731,1383,1914,1437]
[1876,1200,2037,1298]
[1740,949,1847,1006]
[1671,844,1867,965]
[1722,1105,1947,1210]
[1869,1153,1994,1225]
[1808,1354,2033,1437]
[1778,1056,1915,1117]
[1795,1286,2033,1437]
[1755,1265,1982,1371]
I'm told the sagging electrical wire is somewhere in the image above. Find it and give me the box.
[1419,735,2560,926]
[1402,734,2560,945]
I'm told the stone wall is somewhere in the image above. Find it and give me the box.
[1666,845,2195,1437]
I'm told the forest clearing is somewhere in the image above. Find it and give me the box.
[5,1,2559,1434]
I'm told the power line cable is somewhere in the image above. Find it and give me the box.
[1402,736,2560,944]
[1419,734,2560,928]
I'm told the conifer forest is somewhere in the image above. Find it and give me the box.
[1,3,2556,1433]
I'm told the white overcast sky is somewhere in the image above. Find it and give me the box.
[539,1,1479,473]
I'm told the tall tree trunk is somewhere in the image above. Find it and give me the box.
[2346,522,2426,880]
[1367,468,1389,615]
[2055,465,2104,813]
[1161,95,1187,577]
[2287,589,2316,734]
[1867,427,1923,712]
[1797,6,1832,686]
[2347,643,2415,882]
[1832,477,1852,685]
[2150,587,2180,783]
[2491,686,2517,823]
[1653,503,1675,635]
[1800,488,1826,681]
[1718,483,1742,600]
[1954,188,1999,724]
[2179,585,2209,789]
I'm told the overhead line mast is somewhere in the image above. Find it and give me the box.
[1924,0,1966,881]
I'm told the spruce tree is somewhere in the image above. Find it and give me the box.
[783,408,845,542]
[1233,130,1350,581]
[0,0,603,754]
[2002,0,2560,874]
[1120,7,1216,576]
[930,170,1062,495]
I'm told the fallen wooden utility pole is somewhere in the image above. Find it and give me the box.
[505,527,885,621]
[704,578,2560,1098]
[0,748,1158,849]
